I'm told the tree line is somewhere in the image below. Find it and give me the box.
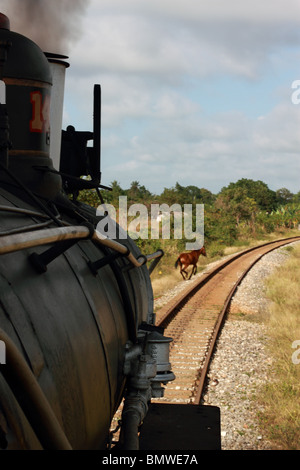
[79,178,300,257]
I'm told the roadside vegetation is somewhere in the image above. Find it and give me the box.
[79,177,300,296]
[257,244,300,450]
[79,176,300,449]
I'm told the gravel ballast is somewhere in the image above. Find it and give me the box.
[154,242,299,450]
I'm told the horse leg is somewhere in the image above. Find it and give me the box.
[180,264,189,280]
[188,264,197,279]
[180,268,187,280]
[177,259,186,280]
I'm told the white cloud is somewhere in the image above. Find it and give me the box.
[4,0,299,194]
[69,0,300,80]
[253,103,300,152]
[88,0,300,23]
[100,102,300,194]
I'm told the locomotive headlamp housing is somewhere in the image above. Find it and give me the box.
[0,14,61,198]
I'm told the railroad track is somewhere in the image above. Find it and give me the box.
[154,236,300,406]
[111,236,300,449]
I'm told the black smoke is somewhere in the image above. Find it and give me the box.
[1,0,90,53]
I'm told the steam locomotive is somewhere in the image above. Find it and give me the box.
[0,12,174,450]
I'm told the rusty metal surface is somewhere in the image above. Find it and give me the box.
[0,190,153,449]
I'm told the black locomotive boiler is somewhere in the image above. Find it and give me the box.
[0,12,174,450]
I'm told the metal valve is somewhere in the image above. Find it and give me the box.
[144,330,175,397]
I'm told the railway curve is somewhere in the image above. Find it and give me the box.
[114,236,300,450]
[154,236,300,406]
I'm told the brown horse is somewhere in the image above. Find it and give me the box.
[175,246,207,280]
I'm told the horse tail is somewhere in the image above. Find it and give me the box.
[175,257,180,269]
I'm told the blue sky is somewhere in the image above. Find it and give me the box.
[3,0,300,195]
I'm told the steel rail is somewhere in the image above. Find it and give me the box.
[156,236,300,405]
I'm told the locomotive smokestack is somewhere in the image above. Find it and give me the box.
[47,55,69,171]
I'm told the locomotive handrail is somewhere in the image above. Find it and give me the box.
[145,249,164,275]
[93,228,146,267]
[0,225,147,267]
[0,226,91,254]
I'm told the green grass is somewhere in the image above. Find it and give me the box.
[150,230,300,449]
[149,229,300,298]
[257,243,300,449]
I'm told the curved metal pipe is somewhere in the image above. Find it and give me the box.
[0,225,146,267]
[0,226,90,254]
[119,412,140,450]
[0,328,72,450]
